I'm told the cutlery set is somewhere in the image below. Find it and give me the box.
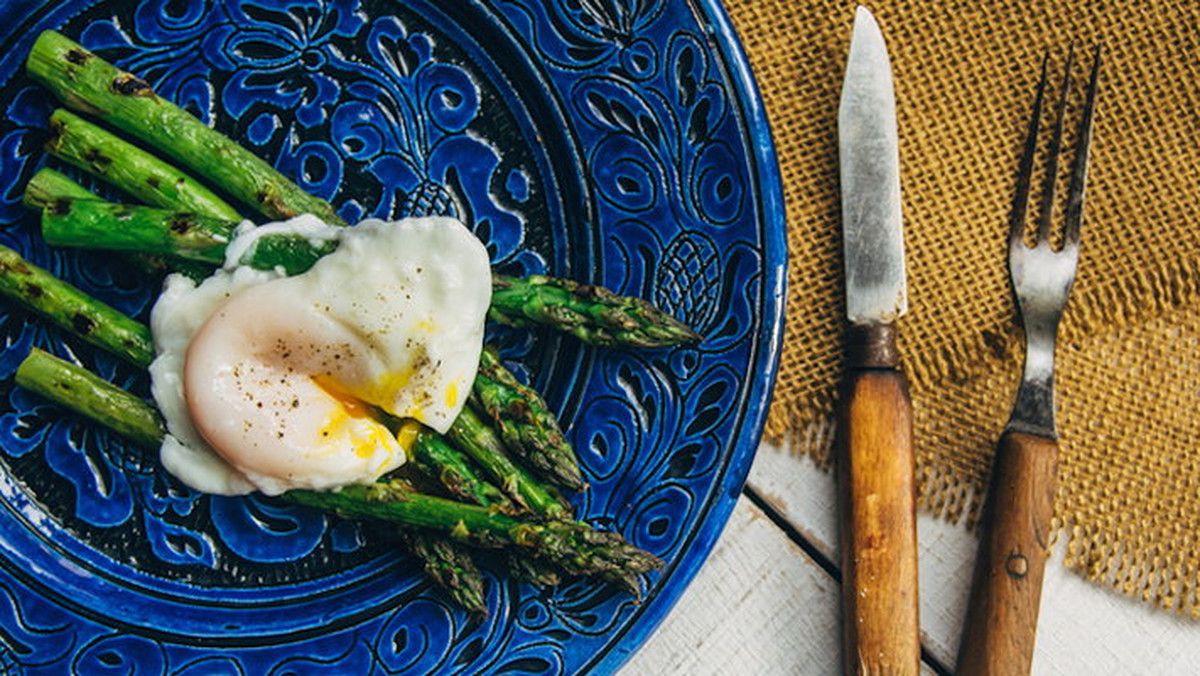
[834,7,1101,675]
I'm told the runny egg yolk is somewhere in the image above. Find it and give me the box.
[311,376,388,459]
[393,418,423,450]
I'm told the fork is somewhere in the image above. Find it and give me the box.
[956,45,1101,676]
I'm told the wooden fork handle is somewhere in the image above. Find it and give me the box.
[836,351,920,676]
[957,430,1060,676]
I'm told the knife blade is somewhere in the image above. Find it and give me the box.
[839,6,906,325]
[834,7,921,676]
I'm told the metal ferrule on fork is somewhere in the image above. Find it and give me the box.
[1007,313,1060,439]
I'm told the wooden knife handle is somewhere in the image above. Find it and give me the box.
[837,328,920,676]
[956,430,1060,676]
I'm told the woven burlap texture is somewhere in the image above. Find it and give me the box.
[726,0,1200,616]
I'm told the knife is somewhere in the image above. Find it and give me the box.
[835,7,920,675]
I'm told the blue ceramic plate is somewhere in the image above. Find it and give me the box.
[0,0,784,673]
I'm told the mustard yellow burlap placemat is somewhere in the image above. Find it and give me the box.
[726,0,1200,615]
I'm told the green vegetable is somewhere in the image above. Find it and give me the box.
[402,532,487,616]
[15,347,165,448]
[16,27,681,611]
[489,274,701,349]
[410,429,513,510]
[237,229,339,276]
[42,199,239,265]
[39,199,334,274]
[22,167,98,210]
[446,406,571,519]
[45,109,242,221]
[286,482,657,580]
[27,31,343,225]
[36,197,698,348]
[22,171,207,279]
[470,347,583,491]
[0,245,154,367]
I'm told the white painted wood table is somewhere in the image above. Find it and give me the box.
[621,441,1200,675]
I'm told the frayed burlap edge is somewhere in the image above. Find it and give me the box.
[772,245,1200,619]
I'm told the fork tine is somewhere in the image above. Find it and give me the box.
[1009,52,1050,249]
[1063,45,1102,247]
[1034,43,1076,243]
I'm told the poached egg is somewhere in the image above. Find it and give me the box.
[148,216,491,496]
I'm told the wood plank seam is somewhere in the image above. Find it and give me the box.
[745,485,841,581]
[742,485,954,676]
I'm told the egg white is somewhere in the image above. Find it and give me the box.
[149,215,492,496]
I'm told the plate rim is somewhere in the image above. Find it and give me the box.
[589,0,789,672]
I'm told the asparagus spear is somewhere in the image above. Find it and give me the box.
[13,348,660,579]
[506,552,562,587]
[37,199,699,347]
[41,198,238,265]
[402,531,487,616]
[471,348,583,491]
[446,406,571,519]
[45,109,243,221]
[489,274,700,348]
[22,167,97,210]
[236,230,338,276]
[27,31,344,225]
[287,483,656,579]
[15,347,165,447]
[0,245,154,367]
[297,480,648,594]
[39,199,334,274]
[410,429,513,510]
[23,170,215,281]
